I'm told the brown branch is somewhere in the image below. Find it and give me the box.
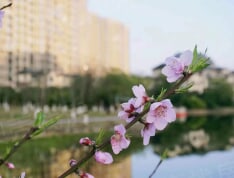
[0,127,38,166]
[0,3,12,10]
[162,73,192,100]
[58,72,193,178]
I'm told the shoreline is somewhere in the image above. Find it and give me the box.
[188,107,234,116]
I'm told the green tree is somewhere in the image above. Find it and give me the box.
[202,78,234,108]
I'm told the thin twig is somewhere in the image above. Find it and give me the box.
[0,3,12,10]
[162,73,192,100]
[0,127,38,166]
[149,159,163,178]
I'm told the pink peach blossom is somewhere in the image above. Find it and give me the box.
[111,124,130,154]
[118,98,136,122]
[94,151,113,164]
[146,99,176,130]
[141,123,156,145]
[132,84,149,107]
[162,50,192,82]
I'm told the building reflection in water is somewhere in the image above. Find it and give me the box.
[50,148,131,178]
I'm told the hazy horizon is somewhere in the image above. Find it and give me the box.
[88,0,234,76]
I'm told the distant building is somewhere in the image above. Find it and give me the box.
[0,0,129,88]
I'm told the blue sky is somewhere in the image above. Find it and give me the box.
[88,0,234,75]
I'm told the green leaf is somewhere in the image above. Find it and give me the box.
[156,88,167,101]
[160,149,168,160]
[4,146,11,157]
[32,116,60,137]
[143,101,151,111]
[193,45,198,64]
[96,128,105,145]
[34,111,45,127]
[189,45,209,73]
[175,82,194,93]
[14,141,19,147]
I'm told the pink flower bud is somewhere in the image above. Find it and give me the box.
[80,172,94,178]
[20,172,26,178]
[79,137,93,146]
[5,162,15,169]
[69,159,77,167]
[94,151,113,164]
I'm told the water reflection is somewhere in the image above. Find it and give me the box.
[132,146,234,178]
[151,115,234,156]
[50,149,131,178]
[0,115,234,177]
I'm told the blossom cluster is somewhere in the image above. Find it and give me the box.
[75,50,193,177]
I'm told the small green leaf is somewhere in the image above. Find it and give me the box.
[14,141,19,147]
[96,128,105,145]
[34,111,45,127]
[175,82,194,93]
[4,146,11,157]
[156,88,167,101]
[189,46,209,73]
[32,116,60,137]
[143,101,151,111]
[160,149,168,160]
[193,45,198,63]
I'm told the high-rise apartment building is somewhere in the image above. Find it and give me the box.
[0,0,129,87]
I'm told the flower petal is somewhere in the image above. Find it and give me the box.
[165,56,177,65]
[165,108,176,122]
[94,151,113,164]
[111,136,122,154]
[134,98,144,108]
[146,114,155,123]
[126,116,134,123]
[161,66,175,76]
[118,111,128,119]
[132,84,145,98]
[161,99,173,108]
[154,118,168,130]
[180,50,193,66]
[142,130,151,145]
[114,124,126,135]
[141,123,156,145]
[167,74,183,83]
[150,102,161,111]
[120,137,130,149]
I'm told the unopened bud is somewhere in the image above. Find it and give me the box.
[5,162,15,169]
[80,171,94,178]
[69,159,77,167]
[79,137,94,146]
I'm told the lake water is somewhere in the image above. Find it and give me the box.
[132,146,234,178]
[0,115,234,177]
